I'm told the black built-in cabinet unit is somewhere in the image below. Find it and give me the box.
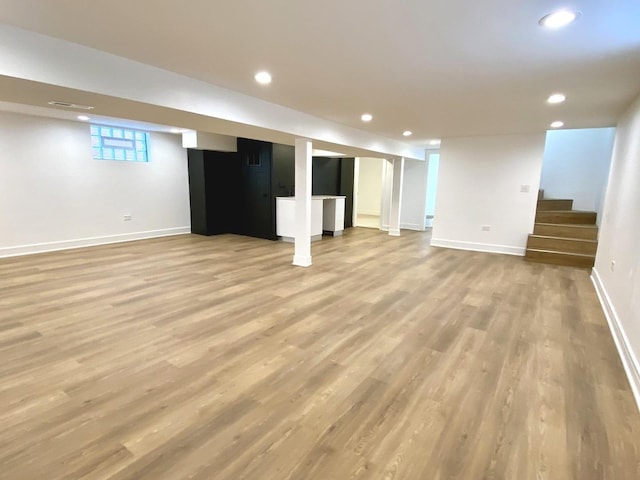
[311,157,355,228]
[339,158,355,228]
[187,149,241,235]
[187,139,354,240]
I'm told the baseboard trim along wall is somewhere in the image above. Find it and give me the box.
[357,209,381,216]
[0,227,191,258]
[400,222,425,231]
[430,238,525,256]
[591,268,640,413]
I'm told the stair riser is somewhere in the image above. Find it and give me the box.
[527,236,597,255]
[525,250,595,268]
[535,211,597,225]
[537,199,573,211]
[533,224,598,240]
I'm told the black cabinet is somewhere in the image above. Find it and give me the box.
[187,141,354,240]
[312,156,355,228]
[187,149,240,235]
[237,138,274,240]
[340,158,355,228]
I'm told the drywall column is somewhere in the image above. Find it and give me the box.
[293,138,313,267]
[388,157,405,236]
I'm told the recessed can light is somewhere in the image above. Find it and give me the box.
[539,10,580,29]
[429,139,441,146]
[550,120,564,128]
[77,115,90,121]
[547,93,566,104]
[361,113,373,122]
[403,130,412,137]
[254,71,272,85]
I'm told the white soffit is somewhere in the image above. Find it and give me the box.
[0,24,426,161]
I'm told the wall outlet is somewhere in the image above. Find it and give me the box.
[123,215,132,221]
[481,225,491,232]
[520,185,530,193]
[611,260,615,272]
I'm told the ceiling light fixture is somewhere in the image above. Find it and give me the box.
[547,93,566,104]
[403,130,412,137]
[77,115,90,121]
[429,139,441,146]
[550,120,564,128]
[361,113,373,122]
[539,10,580,29]
[254,71,272,85]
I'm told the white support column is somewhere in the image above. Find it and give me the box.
[388,156,405,236]
[293,138,313,267]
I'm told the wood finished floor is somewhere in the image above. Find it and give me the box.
[1,228,639,480]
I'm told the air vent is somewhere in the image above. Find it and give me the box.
[47,101,95,110]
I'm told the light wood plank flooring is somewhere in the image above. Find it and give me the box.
[1,228,639,479]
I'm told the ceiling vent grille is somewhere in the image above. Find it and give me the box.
[47,101,95,110]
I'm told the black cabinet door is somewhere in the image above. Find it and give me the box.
[340,158,355,228]
[238,138,274,240]
[187,149,208,235]
[312,157,340,195]
[205,151,241,235]
[187,149,241,236]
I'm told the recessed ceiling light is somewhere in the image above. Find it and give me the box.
[550,120,564,128]
[254,71,272,85]
[403,130,412,137]
[539,10,580,29]
[547,93,566,104]
[429,139,441,146]
[361,113,373,122]
[77,115,90,121]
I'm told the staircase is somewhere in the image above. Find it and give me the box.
[524,190,598,268]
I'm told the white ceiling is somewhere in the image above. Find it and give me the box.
[0,0,639,145]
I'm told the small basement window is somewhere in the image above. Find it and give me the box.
[91,125,150,162]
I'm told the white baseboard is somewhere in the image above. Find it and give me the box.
[430,238,525,256]
[0,227,191,258]
[591,268,640,413]
[400,222,425,231]
[292,254,312,267]
[357,210,380,216]
[279,235,323,243]
[388,228,401,236]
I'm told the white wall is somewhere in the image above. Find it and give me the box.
[541,128,615,221]
[355,157,384,216]
[0,111,191,257]
[592,94,640,408]
[380,159,393,230]
[425,152,440,228]
[400,159,427,231]
[432,134,545,255]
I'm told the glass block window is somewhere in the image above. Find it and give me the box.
[91,125,150,162]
